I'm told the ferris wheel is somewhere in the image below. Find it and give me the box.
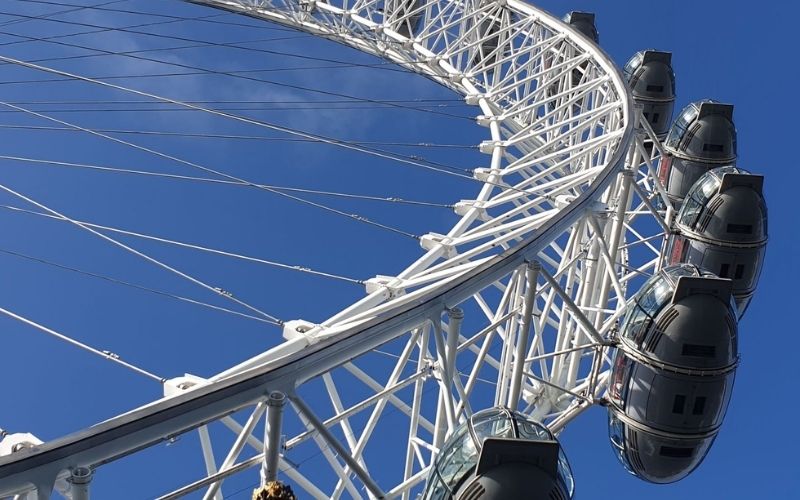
[0,1,768,499]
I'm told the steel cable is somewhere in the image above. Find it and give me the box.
[0,246,278,324]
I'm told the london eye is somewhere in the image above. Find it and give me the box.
[0,1,787,499]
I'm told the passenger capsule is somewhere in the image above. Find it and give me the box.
[608,265,738,484]
[423,407,575,499]
[660,100,737,204]
[384,0,423,38]
[667,166,767,317]
[623,50,676,139]
[562,11,599,43]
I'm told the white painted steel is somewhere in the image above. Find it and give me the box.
[0,1,695,498]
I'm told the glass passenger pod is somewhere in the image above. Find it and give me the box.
[562,11,599,43]
[383,0,424,38]
[624,50,676,138]
[669,166,768,317]
[661,100,737,204]
[608,264,738,483]
[423,408,575,500]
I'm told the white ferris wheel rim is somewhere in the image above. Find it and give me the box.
[0,0,640,497]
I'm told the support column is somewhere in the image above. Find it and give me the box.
[68,467,92,500]
[431,317,456,435]
[508,262,540,411]
[445,307,463,394]
[262,391,286,483]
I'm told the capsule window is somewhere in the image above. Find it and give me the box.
[423,471,449,500]
[727,223,753,234]
[679,196,703,226]
[735,264,745,279]
[646,84,664,92]
[628,433,646,471]
[624,305,651,345]
[703,143,725,153]
[651,112,660,124]
[692,396,707,415]
[682,344,716,358]
[719,263,730,278]
[659,446,694,458]
[666,105,698,149]
[672,394,686,414]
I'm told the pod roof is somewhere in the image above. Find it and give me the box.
[677,166,768,243]
[562,11,599,43]
[665,100,737,161]
[624,50,676,101]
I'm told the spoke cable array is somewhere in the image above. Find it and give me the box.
[0,0,127,28]
[0,58,474,177]
[0,155,455,208]
[0,202,366,285]
[7,0,307,32]
[0,178,285,325]
[0,99,426,239]
[0,101,468,112]
[0,54,597,210]
[0,123,474,151]
[0,246,278,324]
[0,12,472,119]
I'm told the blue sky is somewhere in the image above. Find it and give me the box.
[0,0,797,498]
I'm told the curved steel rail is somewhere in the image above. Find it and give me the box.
[0,0,634,495]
